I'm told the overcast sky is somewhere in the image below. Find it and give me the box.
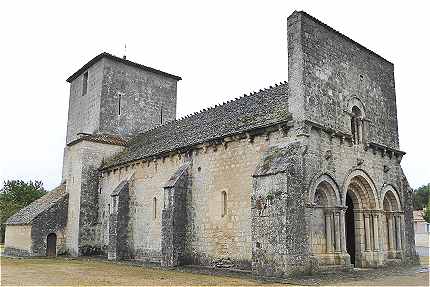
[0,0,428,190]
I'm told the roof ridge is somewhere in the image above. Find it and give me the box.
[134,81,289,137]
[6,184,67,225]
[66,52,182,83]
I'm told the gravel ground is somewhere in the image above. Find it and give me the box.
[285,264,429,286]
[1,256,428,286]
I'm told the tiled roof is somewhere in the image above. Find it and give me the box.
[6,184,67,225]
[102,82,289,169]
[66,52,182,83]
[68,133,127,147]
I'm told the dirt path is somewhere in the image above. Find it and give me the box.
[0,257,274,286]
[288,265,429,286]
[1,256,429,286]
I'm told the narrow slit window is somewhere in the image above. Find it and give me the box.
[118,94,122,115]
[82,71,88,96]
[153,197,157,219]
[351,106,363,145]
[160,105,163,124]
[221,191,227,217]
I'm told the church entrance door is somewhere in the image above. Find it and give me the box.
[345,193,355,265]
[46,233,57,257]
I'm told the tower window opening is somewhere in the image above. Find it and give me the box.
[153,197,157,219]
[82,71,88,96]
[160,104,163,124]
[221,191,227,217]
[118,93,122,115]
[351,106,363,145]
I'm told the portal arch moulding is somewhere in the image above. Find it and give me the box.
[380,184,402,211]
[308,173,341,206]
[342,169,380,210]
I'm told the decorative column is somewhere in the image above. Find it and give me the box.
[364,213,371,251]
[388,214,395,251]
[395,215,402,250]
[373,213,379,251]
[326,212,333,253]
[400,214,406,252]
[334,212,341,253]
[340,209,347,253]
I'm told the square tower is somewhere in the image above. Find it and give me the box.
[65,52,181,144]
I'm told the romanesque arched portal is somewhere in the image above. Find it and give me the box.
[343,170,381,267]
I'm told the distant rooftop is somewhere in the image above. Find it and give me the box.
[66,52,182,83]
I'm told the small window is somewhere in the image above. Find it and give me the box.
[82,71,88,96]
[118,93,122,115]
[351,106,363,145]
[221,191,227,217]
[160,105,163,124]
[153,197,157,219]
[426,223,430,233]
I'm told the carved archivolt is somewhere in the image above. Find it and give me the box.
[342,169,379,209]
[381,184,402,211]
[309,173,341,207]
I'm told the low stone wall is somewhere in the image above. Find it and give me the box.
[3,247,31,257]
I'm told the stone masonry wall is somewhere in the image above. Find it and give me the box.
[4,225,32,256]
[288,11,399,149]
[161,162,191,266]
[65,59,104,144]
[252,140,312,277]
[64,140,124,256]
[31,194,69,256]
[99,58,177,139]
[108,181,130,260]
[99,129,293,267]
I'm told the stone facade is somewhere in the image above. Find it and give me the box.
[4,184,69,257]
[4,11,418,279]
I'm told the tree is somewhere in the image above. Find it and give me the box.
[0,180,47,243]
[413,183,430,210]
[423,201,430,223]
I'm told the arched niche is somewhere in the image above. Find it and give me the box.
[381,185,402,212]
[347,97,366,117]
[308,174,342,260]
[347,97,366,145]
[309,174,341,207]
[380,185,403,256]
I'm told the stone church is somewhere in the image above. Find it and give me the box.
[5,11,417,277]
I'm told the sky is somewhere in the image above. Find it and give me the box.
[0,0,428,190]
